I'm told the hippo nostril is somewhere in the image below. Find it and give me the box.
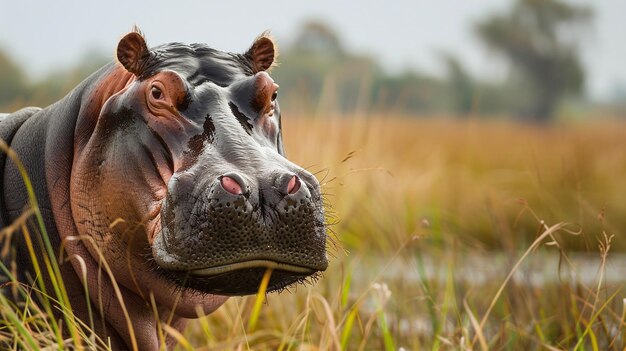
[220,176,243,195]
[286,175,301,195]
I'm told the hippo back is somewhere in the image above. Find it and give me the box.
[0,107,41,291]
[0,107,42,226]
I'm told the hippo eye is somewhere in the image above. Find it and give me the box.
[151,86,163,100]
[271,90,278,102]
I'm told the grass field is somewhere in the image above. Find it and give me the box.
[2,116,626,350]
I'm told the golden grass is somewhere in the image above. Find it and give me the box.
[282,116,626,253]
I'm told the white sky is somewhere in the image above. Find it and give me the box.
[0,0,624,100]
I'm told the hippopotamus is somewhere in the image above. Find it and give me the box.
[0,30,327,350]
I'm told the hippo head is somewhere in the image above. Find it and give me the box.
[70,31,327,313]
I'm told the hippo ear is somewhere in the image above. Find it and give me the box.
[246,34,277,72]
[117,31,150,75]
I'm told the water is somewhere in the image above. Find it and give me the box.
[352,251,626,288]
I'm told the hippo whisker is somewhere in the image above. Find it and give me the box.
[308,167,332,183]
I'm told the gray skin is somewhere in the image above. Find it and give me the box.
[0,32,328,350]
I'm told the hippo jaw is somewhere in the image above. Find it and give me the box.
[152,169,328,296]
[161,265,322,296]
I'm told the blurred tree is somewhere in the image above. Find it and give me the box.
[276,20,453,116]
[0,49,29,110]
[370,71,448,115]
[441,54,474,115]
[291,21,345,58]
[274,20,380,115]
[475,0,592,121]
[27,49,108,107]
[0,49,107,111]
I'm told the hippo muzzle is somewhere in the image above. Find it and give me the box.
[154,158,328,295]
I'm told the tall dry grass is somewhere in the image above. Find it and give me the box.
[283,116,626,253]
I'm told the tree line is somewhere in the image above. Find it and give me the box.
[0,0,605,121]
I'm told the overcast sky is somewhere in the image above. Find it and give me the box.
[0,0,624,100]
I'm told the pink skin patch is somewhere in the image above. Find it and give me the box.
[221,176,243,195]
[287,175,300,195]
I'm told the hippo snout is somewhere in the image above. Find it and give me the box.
[152,167,328,295]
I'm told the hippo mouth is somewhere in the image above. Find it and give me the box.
[191,260,315,276]
[160,259,320,295]
[153,172,328,296]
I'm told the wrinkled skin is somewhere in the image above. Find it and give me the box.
[0,31,327,350]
